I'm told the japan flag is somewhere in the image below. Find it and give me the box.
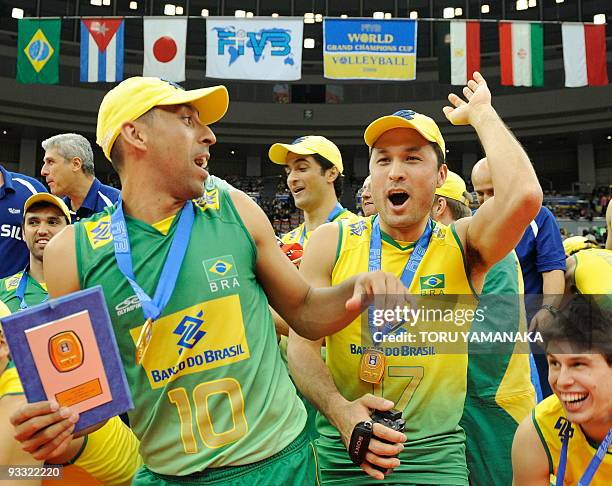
[143,18,187,82]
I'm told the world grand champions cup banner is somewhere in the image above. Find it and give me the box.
[206,18,303,81]
[323,18,417,80]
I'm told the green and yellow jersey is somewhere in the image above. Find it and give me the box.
[460,251,535,486]
[280,208,357,247]
[571,248,612,295]
[74,187,306,476]
[533,395,612,485]
[317,216,474,485]
[0,271,48,314]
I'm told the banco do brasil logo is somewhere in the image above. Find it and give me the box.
[173,310,206,354]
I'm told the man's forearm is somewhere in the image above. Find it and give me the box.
[541,269,565,307]
[289,276,362,340]
[287,332,348,430]
[472,107,540,209]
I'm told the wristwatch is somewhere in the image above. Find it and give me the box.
[539,304,559,317]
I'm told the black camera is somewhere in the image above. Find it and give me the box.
[348,409,405,472]
[372,409,405,434]
[371,409,405,473]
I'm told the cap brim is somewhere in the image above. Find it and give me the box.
[364,115,437,147]
[158,85,229,126]
[24,193,71,223]
[269,143,316,165]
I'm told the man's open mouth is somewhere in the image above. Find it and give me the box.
[388,191,409,206]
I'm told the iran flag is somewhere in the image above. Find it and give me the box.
[562,23,608,87]
[499,22,544,87]
[143,18,187,82]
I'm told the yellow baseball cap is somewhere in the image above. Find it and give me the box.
[364,109,446,155]
[269,135,343,173]
[562,235,599,257]
[96,77,229,161]
[23,193,71,223]
[435,171,471,206]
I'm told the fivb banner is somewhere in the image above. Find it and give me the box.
[206,18,303,81]
[323,19,417,80]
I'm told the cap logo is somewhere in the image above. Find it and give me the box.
[161,78,185,91]
[393,109,416,120]
[291,136,308,145]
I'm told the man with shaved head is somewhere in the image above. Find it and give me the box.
[472,157,566,399]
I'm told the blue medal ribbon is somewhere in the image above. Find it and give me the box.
[299,202,345,246]
[110,200,195,322]
[556,424,612,486]
[15,269,48,310]
[367,216,433,339]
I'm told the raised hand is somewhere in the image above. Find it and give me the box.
[443,71,493,126]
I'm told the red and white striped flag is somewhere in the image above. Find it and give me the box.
[562,23,608,87]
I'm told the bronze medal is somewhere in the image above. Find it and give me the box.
[135,317,154,364]
[359,348,385,384]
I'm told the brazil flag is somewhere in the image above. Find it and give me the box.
[17,19,61,84]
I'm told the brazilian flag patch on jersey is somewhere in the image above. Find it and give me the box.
[420,274,445,290]
[203,255,238,281]
[4,272,23,291]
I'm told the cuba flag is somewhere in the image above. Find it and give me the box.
[80,19,124,83]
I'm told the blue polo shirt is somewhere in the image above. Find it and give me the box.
[515,206,566,295]
[0,166,47,278]
[62,177,120,222]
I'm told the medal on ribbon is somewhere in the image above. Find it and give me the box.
[359,216,433,385]
[110,200,195,364]
[359,348,386,384]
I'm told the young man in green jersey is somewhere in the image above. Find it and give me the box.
[0,193,143,485]
[9,77,408,486]
[0,193,71,312]
[288,72,543,484]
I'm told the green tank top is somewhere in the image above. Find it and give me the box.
[74,187,306,475]
[0,271,48,313]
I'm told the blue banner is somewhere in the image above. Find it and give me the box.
[323,19,417,80]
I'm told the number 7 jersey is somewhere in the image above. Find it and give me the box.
[74,188,306,476]
[320,217,476,484]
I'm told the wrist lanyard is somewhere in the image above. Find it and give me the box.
[556,423,612,486]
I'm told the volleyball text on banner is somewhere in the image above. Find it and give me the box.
[562,23,608,88]
[206,18,303,81]
[323,19,417,80]
[16,18,61,84]
[80,19,124,83]
[499,21,544,87]
[143,18,187,82]
[438,20,480,85]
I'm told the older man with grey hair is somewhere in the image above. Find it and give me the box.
[41,133,119,221]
